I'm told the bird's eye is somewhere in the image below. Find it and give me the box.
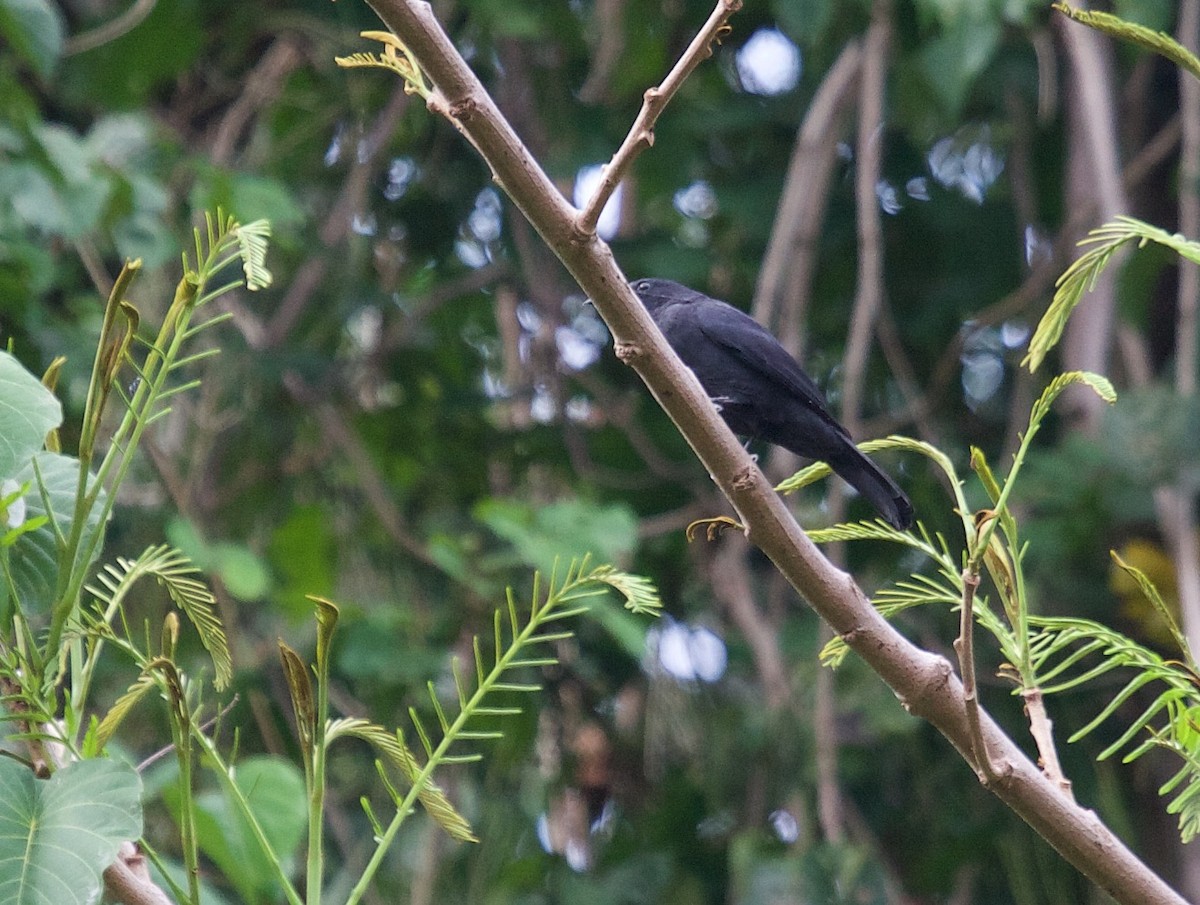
[636,281,649,292]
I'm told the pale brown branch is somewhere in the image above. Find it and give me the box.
[812,631,843,844]
[710,533,790,711]
[73,238,115,300]
[578,0,629,105]
[575,0,743,236]
[810,9,892,847]
[841,3,891,440]
[752,40,862,337]
[358,2,1187,901]
[1056,4,1128,432]
[65,0,156,55]
[210,37,305,166]
[0,669,51,777]
[103,843,173,905]
[259,85,412,349]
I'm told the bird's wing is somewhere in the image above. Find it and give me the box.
[696,304,850,436]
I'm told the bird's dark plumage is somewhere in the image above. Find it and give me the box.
[631,278,914,530]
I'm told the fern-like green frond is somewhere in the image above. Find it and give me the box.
[1027,616,1191,701]
[326,718,476,842]
[777,435,970,531]
[336,31,431,98]
[776,435,925,494]
[318,557,663,903]
[806,519,909,545]
[414,559,656,760]
[585,564,662,616]
[1024,617,1200,841]
[817,521,971,666]
[1027,614,1200,829]
[334,51,406,72]
[1026,217,1200,370]
[1053,4,1200,84]
[0,646,58,731]
[94,671,158,749]
[1161,744,1200,842]
[1110,551,1194,667]
[87,545,231,691]
[820,566,973,666]
[1029,371,1116,426]
[234,220,272,291]
[144,546,231,691]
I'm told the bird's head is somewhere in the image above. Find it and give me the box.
[629,277,693,315]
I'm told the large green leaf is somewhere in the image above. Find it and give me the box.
[0,351,61,478]
[7,451,107,613]
[0,758,143,905]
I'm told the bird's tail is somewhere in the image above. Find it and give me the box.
[828,444,914,530]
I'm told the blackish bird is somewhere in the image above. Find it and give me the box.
[631,278,914,530]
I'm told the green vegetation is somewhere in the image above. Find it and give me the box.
[1,1,1199,903]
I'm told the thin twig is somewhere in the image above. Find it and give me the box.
[261,85,412,349]
[137,695,240,771]
[65,0,156,55]
[1022,688,1073,797]
[812,633,843,843]
[575,0,743,235]
[210,37,304,166]
[814,6,893,847]
[578,0,629,104]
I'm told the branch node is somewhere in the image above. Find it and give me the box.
[897,654,953,714]
[613,341,641,363]
[569,223,598,247]
[732,465,758,491]
[449,97,478,121]
[839,626,863,646]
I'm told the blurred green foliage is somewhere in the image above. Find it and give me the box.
[2,0,1198,901]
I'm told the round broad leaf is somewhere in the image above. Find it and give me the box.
[0,758,143,905]
[0,351,61,478]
